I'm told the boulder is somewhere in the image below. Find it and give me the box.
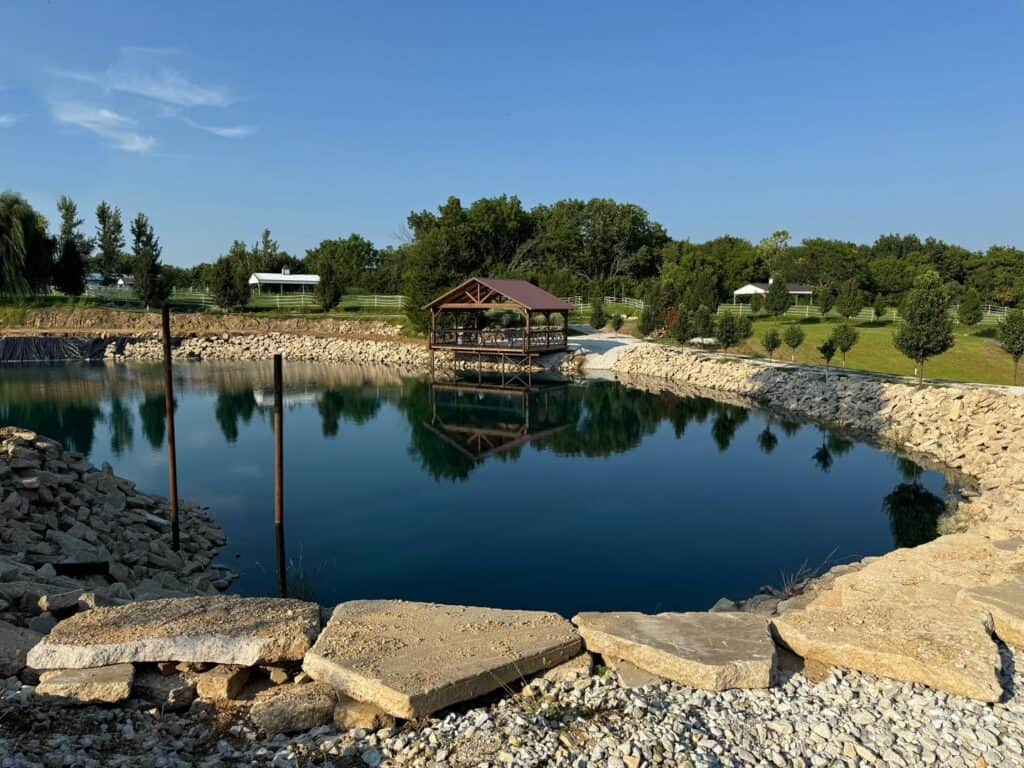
[334,695,397,731]
[573,611,776,690]
[27,595,320,669]
[250,682,336,735]
[0,620,42,676]
[196,664,250,700]
[303,600,581,718]
[132,670,196,710]
[605,655,664,688]
[36,663,135,704]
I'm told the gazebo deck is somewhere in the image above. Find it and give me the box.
[430,326,568,354]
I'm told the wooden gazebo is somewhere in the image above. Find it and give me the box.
[424,278,572,367]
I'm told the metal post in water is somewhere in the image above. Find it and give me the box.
[161,305,180,552]
[273,353,287,596]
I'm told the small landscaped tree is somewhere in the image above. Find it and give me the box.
[783,324,805,362]
[610,313,624,332]
[957,286,983,327]
[816,285,836,315]
[830,323,859,368]
[131,213,170,308]
[715,312,752,351]
[315,259,344,310]
[997,309,1024,385]
[761,327,781,361]
[834,280,865,320]
[589,295,607,330]
[893,270,955,384]
[750,294,764,315]
[765,279,793,316]
[691,304,714,338]
[873,294,888,321]
[818,338,837,381]
[670,305,689,344]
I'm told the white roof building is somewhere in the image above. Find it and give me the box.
[248,268,320,290]
[733,278,813,299]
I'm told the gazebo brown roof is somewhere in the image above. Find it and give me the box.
[424,277,571,361]
[422,277,572,313]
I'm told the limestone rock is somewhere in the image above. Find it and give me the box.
[573,611,776,690]
[958,578,1024,650]
[27,595,320,669]
[196,664,250,700]
[132,670,196,710]
[36,663,134,704]
[605,655,664,688]
[334,695,397,731]
[250,682,336,735]
[0,620,42,677]
[303,600,581,718]
[542,652,593,683]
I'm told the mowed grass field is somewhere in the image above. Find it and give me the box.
[735,317,1016,386]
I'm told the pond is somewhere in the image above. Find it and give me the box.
[0,361,955,617]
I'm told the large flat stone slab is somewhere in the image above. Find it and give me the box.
[572,611,775,690]
[27,596,320,670]
[37,664,135,704]
[958,577,1024,650]
[302,600,581,718]
[772,533,1017,703]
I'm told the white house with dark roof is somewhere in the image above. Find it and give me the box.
[732,277,813,304]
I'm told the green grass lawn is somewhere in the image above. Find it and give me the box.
[737,317,1016,386]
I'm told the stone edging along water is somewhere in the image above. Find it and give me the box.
[610,342,1024,702]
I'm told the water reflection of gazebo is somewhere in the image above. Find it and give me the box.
[423,379,573,460]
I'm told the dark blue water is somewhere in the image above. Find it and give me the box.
[0,361,953,617]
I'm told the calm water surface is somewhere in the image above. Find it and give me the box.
[0,361,954,616]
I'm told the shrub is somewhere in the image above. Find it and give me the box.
[958,286,983,327]
[997,309,1024,385]
[315,259,344,311]
[750,294,764,315]
[873,294,888,321]
[610,314,624,332]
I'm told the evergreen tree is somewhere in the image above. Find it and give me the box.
[997,309,1024,385]
[830,323,859,367]
[130,212,169,307]
[957,286,983,326]
[783,324,805,362]
[589,294,607,329]
[765,279,793,316]
[95,201,124,282]
[749,294,764,314]
[53,195,91,296]
[893,270,955,383]
[761,327,781,360]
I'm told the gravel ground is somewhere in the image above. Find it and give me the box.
[2,647,1021,768]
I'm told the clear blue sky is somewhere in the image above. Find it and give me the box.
[2,1,1022,266]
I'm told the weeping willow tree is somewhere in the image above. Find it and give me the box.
[0,192,54,295]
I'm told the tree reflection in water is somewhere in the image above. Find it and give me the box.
[108,397,134,456]
[883,456,947,548]
[0,399,102,455]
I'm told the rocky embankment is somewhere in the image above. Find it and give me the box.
[8,307,404,339]
[108,332,433,368]
[0,427,233,684]
[612,343,1024,703]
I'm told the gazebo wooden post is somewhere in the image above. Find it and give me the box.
[523,310,530,353]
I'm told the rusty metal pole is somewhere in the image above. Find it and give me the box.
[161,305,180,551]
[273,353,286,596]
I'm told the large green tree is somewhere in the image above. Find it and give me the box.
[94,201,125,282]
[53,195,91,296]
[893,270,955,383]
[303,234,377,294]
[765,279,793,316]
[131,213,170,307]
[0,192,53,295]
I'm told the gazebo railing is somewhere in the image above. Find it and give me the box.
[431,326,567,351]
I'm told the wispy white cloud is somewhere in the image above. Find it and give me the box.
[0,114,20,127]
[183,117,254,139]
[50,101,156,153]
[50,64,230,109]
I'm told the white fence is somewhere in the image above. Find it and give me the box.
[717,302,1012,325]
[564,296,645,314]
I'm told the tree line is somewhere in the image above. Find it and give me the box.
[0,192,169,307]
[4,189,1024,328]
